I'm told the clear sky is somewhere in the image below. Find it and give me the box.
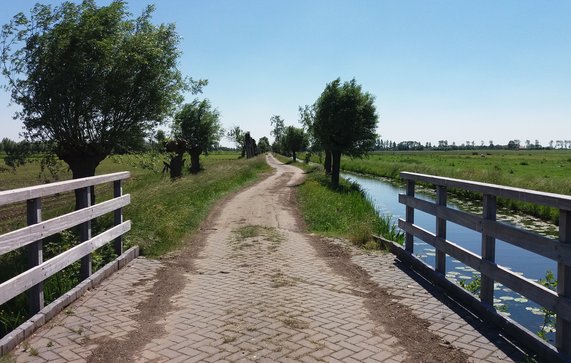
[1,0,570,147]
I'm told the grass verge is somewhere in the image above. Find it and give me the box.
[0,152,269,338]
[272,154,403,249]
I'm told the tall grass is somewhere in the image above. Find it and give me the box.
[0,152,269,338]
[295,168,403,248]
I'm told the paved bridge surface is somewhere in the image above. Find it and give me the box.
[10,155,526,362]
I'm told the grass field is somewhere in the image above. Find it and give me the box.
[0,151,269,336]
[338,150,571,195]
[306,149,571,222]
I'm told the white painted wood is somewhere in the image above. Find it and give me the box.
[0,172,130,206]
[0,195,130,256]
[0,221,131,306]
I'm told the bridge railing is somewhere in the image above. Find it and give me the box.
[397,172,570,361]
[0,172,131,316]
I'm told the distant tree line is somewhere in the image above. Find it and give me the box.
[374,138,571,151]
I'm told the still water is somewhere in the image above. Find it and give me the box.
[342,172,557,341]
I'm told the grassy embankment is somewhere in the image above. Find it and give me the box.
[307,150,571,223]
[0,151,270,337]
[272,154,403,249]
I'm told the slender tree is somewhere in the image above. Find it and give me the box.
[258,136,271,153]
[270,115,285,153]
[282,126,307,162]
[227,126,245,156]
[173,99,222,174]
[313,78,378,187]
[1,1,189,181]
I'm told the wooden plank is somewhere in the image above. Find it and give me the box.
[0,172,130,206]
[481,194,497,306]
[26,198,44,314]
[0,221,131,306]
[398,194,481,232]
[398,220,571,322]
[556,209,571,354]
[78,187,92,280]
[0,195,130,256]
[405,180,415,252]
[435,186,447,274]
[483,220,571,263]
[400,172,571,210]
[113,180,123,255]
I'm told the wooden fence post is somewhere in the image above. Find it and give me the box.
[79,186,92,280]
[435,185,447,274]
[113,180,123,256]
[405,179,415,253]
[556,209,571,355]
[26,198,44,314]
[481,194,497,306]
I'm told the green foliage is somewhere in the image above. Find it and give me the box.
[296,169,403,245]
[313,78,378,186]
[258,137,271,153]
[282,126,307,161]
[1,0,188,177]
[173,99,223,172]
[459,276,481,295]
[537,270,557,342]
[313,78,378,157]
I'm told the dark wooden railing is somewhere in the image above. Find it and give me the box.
[396,172,571,361]
[0,172,131,315]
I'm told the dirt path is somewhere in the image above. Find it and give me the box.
[12,155,507,362]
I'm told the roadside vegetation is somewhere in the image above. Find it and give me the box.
[272,154,402,249]
[304,149,571,223]
[0,151,269,338]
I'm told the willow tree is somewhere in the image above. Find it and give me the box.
[314,78,378,187]
[174,99,222,174]
[1,0,188,180]
[282,126,307,162]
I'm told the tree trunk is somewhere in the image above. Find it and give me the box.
[190,149,200,174]
[324,149,332,175]
[170,153,184,179]
[331,150,341,188]
[292,151,297,162]
[64,156,102,210]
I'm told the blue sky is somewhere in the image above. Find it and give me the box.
[1,0,570,147]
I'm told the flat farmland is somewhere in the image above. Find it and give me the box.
[339,150,571,196]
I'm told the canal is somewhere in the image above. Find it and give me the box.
[342,171,558,342]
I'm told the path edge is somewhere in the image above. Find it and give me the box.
[0,246,140,357]
[373,235,566,363]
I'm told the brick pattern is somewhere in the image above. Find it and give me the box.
[133,163,408,362]
[10,258,162,363]
[352,250,525,363]
[7,157,527,362]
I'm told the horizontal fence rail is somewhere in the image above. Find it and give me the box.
[398,172,571,362]
[0,172,131,316]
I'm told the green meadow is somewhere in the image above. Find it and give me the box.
[310,149,571,223]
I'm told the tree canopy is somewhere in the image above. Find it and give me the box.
[1,0,189,178]
[313,78,378,187]
[282,126,307,162]
[173,99,222,174]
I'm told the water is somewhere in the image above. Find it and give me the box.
[342,172,558,341]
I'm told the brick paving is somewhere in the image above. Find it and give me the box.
[8,155,525,362]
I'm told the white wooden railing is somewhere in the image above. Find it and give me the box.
[0,172,131,315]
